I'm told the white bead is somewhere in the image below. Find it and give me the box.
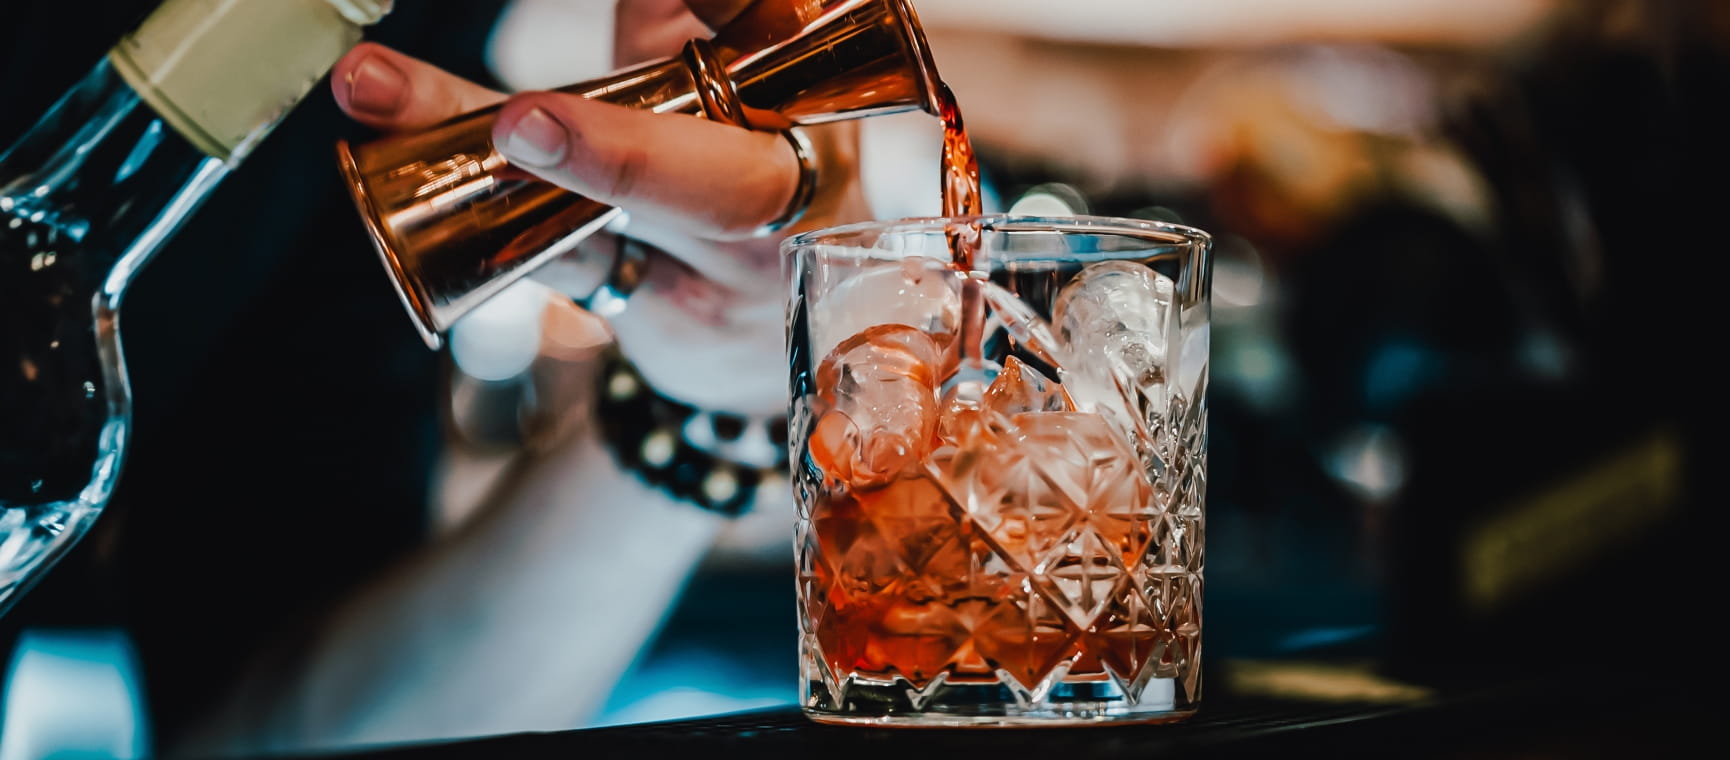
[607,371,640,401]
[702,468,739,504]
[641,429,676,467]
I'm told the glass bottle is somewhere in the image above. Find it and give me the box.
[0,0,393,616]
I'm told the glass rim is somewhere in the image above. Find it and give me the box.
[780,213,1213,252]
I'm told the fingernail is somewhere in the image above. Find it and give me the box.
[499,108,569,168]
[346,56,407,117]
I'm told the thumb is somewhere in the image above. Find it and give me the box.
[491,91,801,239]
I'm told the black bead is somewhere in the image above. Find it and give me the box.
[711,413,746,441]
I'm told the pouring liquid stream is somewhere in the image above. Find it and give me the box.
[936,83,989,397]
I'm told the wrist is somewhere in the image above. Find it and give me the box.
[593,348,788,516]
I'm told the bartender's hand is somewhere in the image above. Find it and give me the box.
[331,0,870,417]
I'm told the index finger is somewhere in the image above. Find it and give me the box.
[613,0,711,66]
[684,0,757,29]
[611,0,765,65]
[331,42,506,132]
[492,91,801,240]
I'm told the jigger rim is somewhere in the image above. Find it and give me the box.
[889,0,945,118]
[336,139,445,350]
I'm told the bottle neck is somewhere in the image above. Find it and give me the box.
[107,0,375,162]
[1,59,225,304]
[0,0,386,301]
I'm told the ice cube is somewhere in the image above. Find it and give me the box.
[808,409,866,485]
[1012,411,1150,511]
[812,325,943,489]
[817,324,944,398]
[933,380,1020,450]
[1056,361,1156,472]
[925,412,1063,574]
[812,260,960,371]
[1175,320,1209,404]
[1050,261,1179,460]
[936,379,987,445]
[983,356,1075,418]
[1053,261,1179,393]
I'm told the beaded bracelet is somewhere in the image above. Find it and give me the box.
[593,349,789,517]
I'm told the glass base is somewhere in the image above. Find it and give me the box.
[805,708,1199,728]
[802,677,1199,728]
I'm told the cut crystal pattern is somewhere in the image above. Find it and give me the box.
[796,250,1208,722]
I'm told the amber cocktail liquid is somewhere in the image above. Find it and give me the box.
[786,214,1212,726]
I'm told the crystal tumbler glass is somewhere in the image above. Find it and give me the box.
[786,215,1212,726]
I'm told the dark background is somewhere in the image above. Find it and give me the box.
[3,0,1726,751]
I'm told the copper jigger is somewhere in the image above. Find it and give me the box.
[337,0,943,349]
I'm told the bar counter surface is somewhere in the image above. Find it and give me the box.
[274,664,1706,759]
